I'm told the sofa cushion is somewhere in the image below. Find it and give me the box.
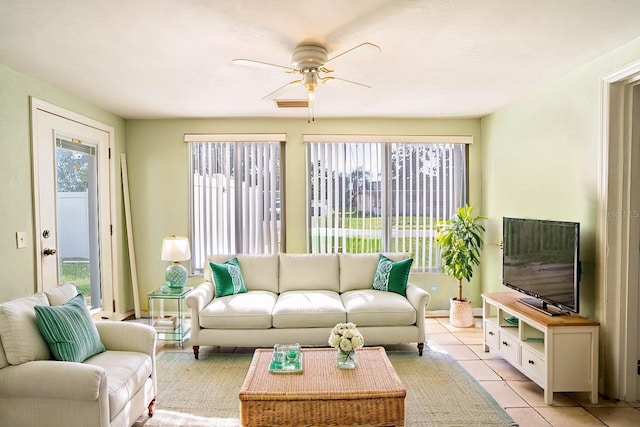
[199,291,277,329]
[372,255,413,296]
[0,292,51,365]
[279,254,340,293]
[342,289,417,326]
[339,253,411,293]
[84,350,153,420]
[44,283,79,306]
[209,257,247,297]
[34,294,105,363]
[272,290,346,328]
[204,254,279,293]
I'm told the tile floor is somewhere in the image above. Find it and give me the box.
[424,317,640,427]
[153,316,640,426]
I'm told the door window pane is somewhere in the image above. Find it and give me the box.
[56,138,101,308]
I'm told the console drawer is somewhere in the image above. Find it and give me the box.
[484,321,500,350]
[521,346,546,386]
[499,332,519,363]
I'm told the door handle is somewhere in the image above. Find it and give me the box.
[43,247,57,256]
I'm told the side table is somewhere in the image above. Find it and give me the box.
[148,287,193,347]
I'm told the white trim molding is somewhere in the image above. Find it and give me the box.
[302,134,473,144]
[184,133,286,143]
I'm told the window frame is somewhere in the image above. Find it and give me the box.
[304,134,471,272]
[186,133,286,274]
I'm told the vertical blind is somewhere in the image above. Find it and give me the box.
[305,135,469,272]
[186,134,284,273]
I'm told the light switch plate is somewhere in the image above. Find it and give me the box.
[16,232,27,249]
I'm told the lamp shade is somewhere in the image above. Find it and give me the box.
[161,236,191,262]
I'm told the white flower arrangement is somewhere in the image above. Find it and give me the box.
[328,322,365,352]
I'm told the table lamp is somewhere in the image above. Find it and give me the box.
[161,236,191,289]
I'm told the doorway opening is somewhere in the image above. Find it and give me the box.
[598,60,640,402]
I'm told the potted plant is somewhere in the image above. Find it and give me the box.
[436,205,486,328]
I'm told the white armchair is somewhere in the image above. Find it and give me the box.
[0,285,156,427]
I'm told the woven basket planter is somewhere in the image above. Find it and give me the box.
[449,298,474,328]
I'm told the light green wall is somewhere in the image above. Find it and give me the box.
[125,118,482,311]
[480,36,640,320]
[0,64,130,309]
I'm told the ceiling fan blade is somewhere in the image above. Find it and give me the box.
[232,58,297,73]
[261,79,302,100]
[321,76,372,89]
[325,42,381,64]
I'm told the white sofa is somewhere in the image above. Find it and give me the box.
[0,284,157,427]
[186,253,431,359]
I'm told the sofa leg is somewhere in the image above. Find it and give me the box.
[148,397,156,416]
[193,345,200,360]
[417,342,424,356]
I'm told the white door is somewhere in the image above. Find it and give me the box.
[31,99,115,315]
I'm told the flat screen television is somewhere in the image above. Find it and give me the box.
[502,217,580,316]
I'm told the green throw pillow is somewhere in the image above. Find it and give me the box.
[209,257,247,297]
[372,254,413,296]
[34,294,105,363]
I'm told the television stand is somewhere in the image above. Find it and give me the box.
[482,292,599,405]
[517,297,564,316]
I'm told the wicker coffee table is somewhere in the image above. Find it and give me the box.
[239,347,406,427]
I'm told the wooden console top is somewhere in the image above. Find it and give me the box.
[482,292,600,327]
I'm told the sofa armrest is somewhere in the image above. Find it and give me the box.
[95,321,157,397]
[406,282,430,321]
[185,282,215,312]
[95,321,156,355]
[0,360,106,401]
[184,282,214,349]
[185,282,215,325]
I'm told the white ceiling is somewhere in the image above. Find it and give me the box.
[1,0,640,120]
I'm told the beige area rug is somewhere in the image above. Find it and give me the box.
[134,348,517,427]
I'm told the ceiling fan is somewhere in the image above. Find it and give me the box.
[232,42,381,122]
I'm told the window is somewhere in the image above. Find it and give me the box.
[187,134,285,273]
[305,134,470,272]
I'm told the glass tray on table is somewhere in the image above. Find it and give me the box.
[269,343,303,374]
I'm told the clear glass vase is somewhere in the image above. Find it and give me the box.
[337,348,357,369]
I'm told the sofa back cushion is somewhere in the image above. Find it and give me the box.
[0,292,51,365]
[339,252,411,293]
[204,254,279,294]
[279,254,340,293]
[44,283,79,306]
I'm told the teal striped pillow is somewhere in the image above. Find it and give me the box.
[34,294,105,362]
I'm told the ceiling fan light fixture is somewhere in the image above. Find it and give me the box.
[302,71,318,102]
